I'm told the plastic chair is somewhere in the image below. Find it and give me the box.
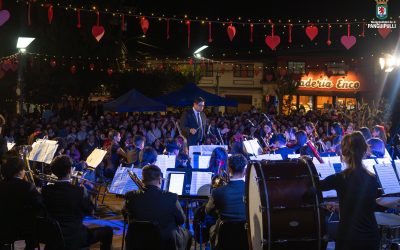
[216,220,248,250]
[125,221,163,250]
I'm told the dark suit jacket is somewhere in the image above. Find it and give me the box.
[275,146,295,160]
[180,109,207,146]
[42,181,93,250]
[125,185,186,249]
[0,178,43,241]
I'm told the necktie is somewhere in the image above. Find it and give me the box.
[197,112,203,140]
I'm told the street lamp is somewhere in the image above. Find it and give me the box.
[193,45,208,84]
[379,54,400,73]
[16,37,35,115]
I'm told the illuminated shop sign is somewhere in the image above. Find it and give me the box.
[300,78,360,90]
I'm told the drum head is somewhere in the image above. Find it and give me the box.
[246,163,268,250]
[375,212,400,227]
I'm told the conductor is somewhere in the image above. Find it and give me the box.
[180,97,207,146]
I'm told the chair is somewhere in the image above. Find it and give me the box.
[216,220,248,250]
[125,221,163,250]
[36,216,65,250]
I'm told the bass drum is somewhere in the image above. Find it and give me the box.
[245,157,327,250]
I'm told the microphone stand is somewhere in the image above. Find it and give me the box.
[217,128,224,145]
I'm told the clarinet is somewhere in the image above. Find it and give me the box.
[127,170,146,191]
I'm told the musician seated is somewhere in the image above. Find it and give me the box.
[42,155,113,250]
[293,130,313,157]
[124,165,191,250]
[0,157,44,250]
[367,138,385,158]
[164,140,180,156]
[130,135,145,166]
[274,134,295,160]
[138,146,158,168]
[205,154,247,249]
[175,153,192,169]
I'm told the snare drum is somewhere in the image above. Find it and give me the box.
[245,157,327,250]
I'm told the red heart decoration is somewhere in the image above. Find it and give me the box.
[92,26,105,42]
[10,64,18,72]
[227,25,236,41]
[107,68,113,76]
[305,26,318,41]
[2,62,11,71]
[140,17,149,35]
[48,5,53,24]
[326,40,332,46]
[50,59,56,68]
[0,10,10,26]
[0,70,4,79]
[265,35,281,50]
[378,28,391,39]
[340,35,356,50]
[70,65,76,74]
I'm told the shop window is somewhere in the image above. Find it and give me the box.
[299,96,313,112]
[316,96,333,110]
[200,63,213,77]
[288,61,305,74]
[326,62,348,75]
[233,64,254,78]
[337,97,356,110]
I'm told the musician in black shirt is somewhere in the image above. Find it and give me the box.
[42,155,113,250]
[320,131,379,250]
[0,157,43,250]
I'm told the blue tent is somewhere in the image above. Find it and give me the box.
[103,89,166,112]
[155,83,238,107]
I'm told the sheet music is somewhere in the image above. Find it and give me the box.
[374,163,400,195]
[314,163,337,198]
[29,141,42,161]
[287,154,300,159]
[250,154,283,161]
[189,145,228,159]
[6,142,15,151]
[108,166,137,195]
[394,160,400,180]
[86,148,107,168]
[198,156,211,169]
[190,172,212,196]
[28,140,58,163]
[362,159,377,174]
[384,148,392,160]
[155,155,176,178]
[376,158,392,165]
[243,139,263,156]
[42,143,58,164]
[168,173,185,195]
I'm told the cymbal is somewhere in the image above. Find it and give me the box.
[375,212,400,227]
[376,197,400,209]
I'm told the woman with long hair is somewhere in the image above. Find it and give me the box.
[320,131,379,250]
[372,125,387,145]
[208,147,228,177]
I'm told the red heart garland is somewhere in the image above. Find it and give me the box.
[378,28,391,39]
[47,5,53,24]
[140,17,149,35]
[92,26,105,42]
[107,68,113,76]
[340,36,356,50]
[227,24,236,41]
[70,65,76,74]
[2,61,11,71]
[10,64,17,72]
[305,26,318,41]
[50,59,56,68]
[265,36,281,50]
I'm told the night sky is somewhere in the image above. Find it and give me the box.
[0,0,399,59]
